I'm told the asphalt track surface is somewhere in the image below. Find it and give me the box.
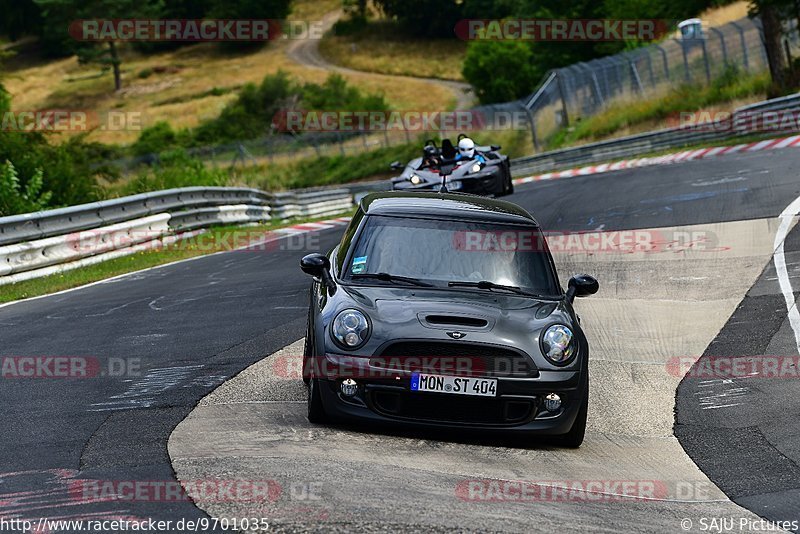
[2,147,800,532]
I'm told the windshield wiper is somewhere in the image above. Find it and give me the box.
[352,273,434,287]
[448,280,559,300]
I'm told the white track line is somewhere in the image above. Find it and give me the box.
[774,196,800,353]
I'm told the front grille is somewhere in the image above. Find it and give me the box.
[373,341,537,378]
[371,390,536,425]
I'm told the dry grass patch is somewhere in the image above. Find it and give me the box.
[320,22,466,81]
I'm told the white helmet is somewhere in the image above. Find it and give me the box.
[458,137,475,159]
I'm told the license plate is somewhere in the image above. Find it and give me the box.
[410,373,497,397]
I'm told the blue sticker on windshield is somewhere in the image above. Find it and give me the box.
[351,256,368,274]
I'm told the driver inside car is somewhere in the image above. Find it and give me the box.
[421,145,440,168]
[455,137,486,164]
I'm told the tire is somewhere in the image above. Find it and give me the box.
[505,173,514,195]
[307,377,328,424]
[558,372,588,448]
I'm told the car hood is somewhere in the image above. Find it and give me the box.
[337,284,569,331]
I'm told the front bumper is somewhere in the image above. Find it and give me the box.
[315,353,585,436]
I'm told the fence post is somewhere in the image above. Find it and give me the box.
[556,71,570,127]
[629,58,645,94]
[642,50,655,85]
[525,106,540,153]
[679,39,692,81]
[730,21,750,70]
[654,44,670,80]
[700,37,712,83]
[709,27,728,65]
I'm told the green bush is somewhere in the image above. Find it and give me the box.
[185,72,389,146]
[0,131,104,209]
[131,121,191,157]
[0,160,52,216]
[118,150,229,195]
[0,83,9,114]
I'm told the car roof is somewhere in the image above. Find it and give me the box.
[359,192,540,226]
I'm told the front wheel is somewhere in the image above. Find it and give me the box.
[558,373,588,448]
[307,378,328,424]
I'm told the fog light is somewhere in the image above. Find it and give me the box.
[340,379,358,397]
[544,393,561,412]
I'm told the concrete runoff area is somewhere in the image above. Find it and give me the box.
[169,217,785,532]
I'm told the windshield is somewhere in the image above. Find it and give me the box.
[344,215,560,296]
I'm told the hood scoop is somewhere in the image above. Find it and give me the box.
[422,314,490,329]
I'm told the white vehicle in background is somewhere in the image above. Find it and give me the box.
[678,18,704,40]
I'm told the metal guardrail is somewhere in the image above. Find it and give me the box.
[0,186,356,285]
[510,93,800,175]
[0,187,271,246]
[270,189,356,221]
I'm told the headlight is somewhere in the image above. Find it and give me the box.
[410,175,421,185]
[331,309,371,350]
[470,163,482,173]
[541,325,576,365]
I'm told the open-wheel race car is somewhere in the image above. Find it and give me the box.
[390,135,514,197]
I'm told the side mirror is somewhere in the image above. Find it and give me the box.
[301,253,331,279]
[301,253,336,294]
[566,274,598,302]
[389,161,403,171]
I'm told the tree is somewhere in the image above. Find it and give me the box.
[749,0,791,89]
[463,40,541,104]
[0,0,43,42]
[203,0,293,50]
[373,0,464,37]
[34,0,164,91]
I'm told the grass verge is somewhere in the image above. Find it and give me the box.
[0,211,354,304]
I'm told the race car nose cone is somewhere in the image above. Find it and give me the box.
[340,379,359,397]
[544,393,562,412]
